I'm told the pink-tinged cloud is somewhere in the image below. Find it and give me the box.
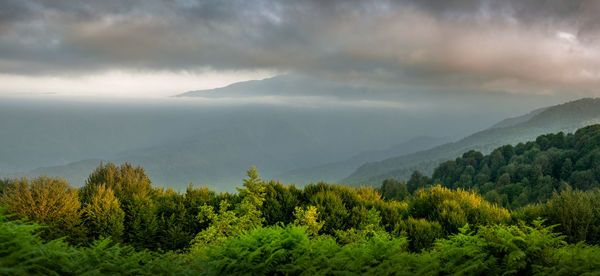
[0,0,598,96]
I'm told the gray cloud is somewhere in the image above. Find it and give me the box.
[0,0,599,95]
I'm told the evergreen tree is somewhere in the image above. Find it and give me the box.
[236,166,266,229]
[190,167,267,249]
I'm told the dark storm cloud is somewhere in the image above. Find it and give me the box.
[0,0,599,94]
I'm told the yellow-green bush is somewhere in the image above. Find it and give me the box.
[410,185,510,234]
[0,176,84,242]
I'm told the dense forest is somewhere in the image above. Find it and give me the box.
[3,126,600,274]
[381,123,600,209]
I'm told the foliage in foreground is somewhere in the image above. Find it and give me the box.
[197,221,600,275]
[0,209,198,276]
[2,209,600,276]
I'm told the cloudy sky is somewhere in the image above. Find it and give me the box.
[0,0,599,97]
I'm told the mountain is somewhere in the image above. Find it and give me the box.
[176,74,385,100]
[343,98,600,187]
[276,136,448,184]
[175,74,567,113]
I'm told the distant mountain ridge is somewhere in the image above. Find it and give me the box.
[176,74,381,99]
[342,98,600,187]
[487,107,548,129]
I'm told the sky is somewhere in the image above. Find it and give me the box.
[0,0,599,97]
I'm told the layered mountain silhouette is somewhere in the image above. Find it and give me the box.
[343,98,600,186]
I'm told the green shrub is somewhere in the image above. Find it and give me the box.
[434,220,566,275]
[542,189,600,244]
[397,217,443,251]
[410,185,510,234]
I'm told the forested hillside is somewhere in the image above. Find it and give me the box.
[434,124,600,208]
[344,98,600,186]
[2,124,600,274]
[380,124,600,209]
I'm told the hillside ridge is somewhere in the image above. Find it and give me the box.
[343,98,600,187]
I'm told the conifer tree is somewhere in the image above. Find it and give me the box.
[191,167,267,249]
[236,166,266,229]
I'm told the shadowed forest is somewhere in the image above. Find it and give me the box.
[2,125,600,274]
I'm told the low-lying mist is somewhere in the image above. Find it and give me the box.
[0,90,570,191]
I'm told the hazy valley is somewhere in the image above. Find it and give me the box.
[0,76,573,191]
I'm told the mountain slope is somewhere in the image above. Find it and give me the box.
[176,74,387,100]
[487,107,548,129]
[343,98,600,187]
[276,136,448,184]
